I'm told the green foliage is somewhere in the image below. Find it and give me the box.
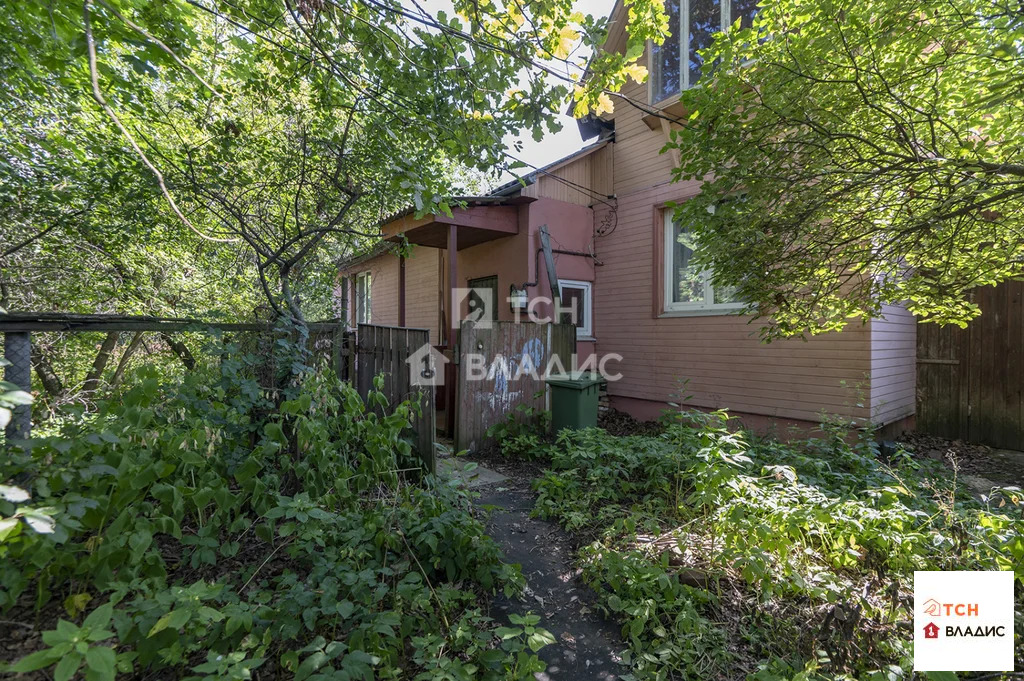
[526,412,1024,679]
[0,0,665,327]
[485,403,552,459]
[0,354,549,679]
[8,602,117,681]
[667,0,1024,338]
[580,546,730,680]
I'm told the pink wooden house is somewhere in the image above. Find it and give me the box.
[339,0,917,436]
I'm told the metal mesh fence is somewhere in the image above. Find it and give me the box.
[3,332,32,439]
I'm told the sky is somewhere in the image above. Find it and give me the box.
[500,0,618,174]
[407,0,620,184]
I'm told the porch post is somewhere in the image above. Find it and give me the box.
[446,224,458,438]
[446,224,458,345]
[399,254,406,327]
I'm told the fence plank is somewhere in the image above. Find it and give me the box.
[356,324,435,474]
[456,321,576,452]
[916,281,1024,449]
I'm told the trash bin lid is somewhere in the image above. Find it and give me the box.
[544,371,605,389]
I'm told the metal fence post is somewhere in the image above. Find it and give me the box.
[3,331,32,440]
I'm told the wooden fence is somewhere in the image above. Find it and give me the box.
[917,281,1024,449]
[456,321,576,452]
[355,324,435,474]
[1,315,436,474]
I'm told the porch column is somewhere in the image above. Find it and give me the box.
[398,254,406,327]
[446,224,458,346]
[446,224,458,438]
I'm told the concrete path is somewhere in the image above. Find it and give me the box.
[436,457,510,488]
[444,459,626,681]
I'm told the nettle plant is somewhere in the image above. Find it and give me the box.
[0,347,551,680]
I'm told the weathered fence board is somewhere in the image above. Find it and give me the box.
[917,281,1024,449]
[456,321,576,452]
[356,324,435,474]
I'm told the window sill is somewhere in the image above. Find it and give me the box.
[642,99,691,131]
[658,307,747,318]
[577,336,596,343]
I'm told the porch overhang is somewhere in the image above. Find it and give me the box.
[381,198,533,250]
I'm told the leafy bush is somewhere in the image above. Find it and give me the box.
[528,411,1024,680]
[484,403,552,460]
[1,354,549,680]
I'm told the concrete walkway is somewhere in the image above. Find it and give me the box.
[441,458,626,680]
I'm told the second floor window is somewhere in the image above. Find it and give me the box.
[650,0,759,103]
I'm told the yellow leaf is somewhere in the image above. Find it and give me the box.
[553,26,579,60]
[623,63,649,84]
[594,92,614,116]
[64,592,92,618]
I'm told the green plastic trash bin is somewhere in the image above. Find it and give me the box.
[545,371,604,432]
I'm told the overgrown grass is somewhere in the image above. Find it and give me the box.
[0,351,549,681]
[528,411,1024,680]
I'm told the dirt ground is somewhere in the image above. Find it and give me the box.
[896,431,1024,492]
[474,473,627,681]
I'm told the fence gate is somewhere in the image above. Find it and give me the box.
[457,321,576,452]
[916,281,1024,449]
[355,324,435,473]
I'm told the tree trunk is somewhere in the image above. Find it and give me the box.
[31,347,64,397]
[159,332,196,370]
[109,332,145,387]
[83,332,118,394]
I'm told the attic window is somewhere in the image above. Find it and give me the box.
[650,0,759,104]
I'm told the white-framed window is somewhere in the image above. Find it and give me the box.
[355,272,372,324]
[649,0,759,104]
[558,279,593,339]
[663,210,743,313]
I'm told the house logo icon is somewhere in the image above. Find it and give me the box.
[923,622,940,639]
[452,287,494,329]
[406,344,448,387]
[923,598,942,617]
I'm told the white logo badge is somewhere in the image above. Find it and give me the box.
[913,571,1014,671]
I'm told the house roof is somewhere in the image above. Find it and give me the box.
[338,139,612,268]
[569,0,630,140]
[337,240,400,271]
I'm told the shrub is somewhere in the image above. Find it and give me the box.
[1,357,549,680]
[528,410,1024,679]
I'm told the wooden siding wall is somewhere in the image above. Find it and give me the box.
[870,305,916,425]
[344,247,440,345]
[917,282,1024,449]
[522,144,614,207]
[587,57,883,424]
